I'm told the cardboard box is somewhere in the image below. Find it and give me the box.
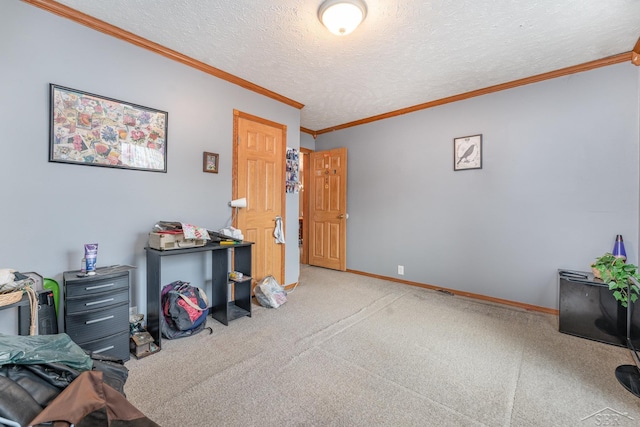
[148,231,206,250]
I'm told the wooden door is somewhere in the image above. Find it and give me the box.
[308,148,347,271]
[299,148,312,264]
[233,110,286,286]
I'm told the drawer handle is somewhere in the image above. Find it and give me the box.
[85,315,114,325]
[85,283,115,291]
[93,345,115,354]
[85,298,115,307]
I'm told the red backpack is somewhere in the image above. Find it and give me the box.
[161,281,211,339]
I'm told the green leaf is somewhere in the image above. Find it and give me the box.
[592,253,640,305]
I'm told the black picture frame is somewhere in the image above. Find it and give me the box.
[454,134,482,171]
[49,84,168,172]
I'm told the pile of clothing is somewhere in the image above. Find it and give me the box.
[0,333,158,427]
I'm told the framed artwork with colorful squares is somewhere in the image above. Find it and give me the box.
[49,84,168,172]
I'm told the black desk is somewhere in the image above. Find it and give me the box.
[145,242,253,348]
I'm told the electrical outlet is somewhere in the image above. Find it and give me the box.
[398,265,404,275]
[129,306,138,315]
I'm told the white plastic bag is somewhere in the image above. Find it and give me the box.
[254,275,287,308]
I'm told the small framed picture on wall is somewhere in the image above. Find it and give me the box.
[203,152,219,173]
[454,134,482,171]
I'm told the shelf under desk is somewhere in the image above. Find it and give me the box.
[145,242,253,348]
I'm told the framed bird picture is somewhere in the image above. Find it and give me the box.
[454,134,482,171]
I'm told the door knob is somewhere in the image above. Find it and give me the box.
[338,214,346,219]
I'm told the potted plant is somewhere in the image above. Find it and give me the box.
[592,252,640,308]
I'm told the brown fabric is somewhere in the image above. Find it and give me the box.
[29,371,159,427]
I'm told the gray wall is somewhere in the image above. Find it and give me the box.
[300,132,316,150]
[316,63,640,309]
[0,1,300,331]
[2,3,638,327]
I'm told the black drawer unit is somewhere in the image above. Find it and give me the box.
[80,330,130,359]
[63,266,133,361]
[65,303,129,343]
[65,274,128,298]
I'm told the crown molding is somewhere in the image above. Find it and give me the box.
[23,0,305,110]
[632,37,640,66]
[23,1,636,135]
[314,52,632,135]
[300,127,318,138]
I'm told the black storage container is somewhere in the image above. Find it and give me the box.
[558,269,640,347]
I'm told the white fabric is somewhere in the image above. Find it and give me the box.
[0,268,15,286]
[274,216,285,244]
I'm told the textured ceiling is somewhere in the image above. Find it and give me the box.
[53,0,640,132]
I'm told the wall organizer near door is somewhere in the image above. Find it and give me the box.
[286,147,300,193]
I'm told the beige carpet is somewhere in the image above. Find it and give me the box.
[124,265,640,426]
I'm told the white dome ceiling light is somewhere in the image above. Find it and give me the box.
[318,0,368,36]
